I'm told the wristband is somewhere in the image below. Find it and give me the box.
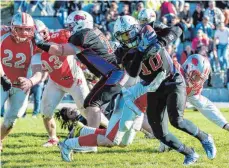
[37,43,51,52]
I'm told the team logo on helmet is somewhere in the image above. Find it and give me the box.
[191,57,199,66]
[74,14,86,21]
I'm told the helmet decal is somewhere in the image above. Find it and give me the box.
[74,14,86,21]
[191,57,199,66]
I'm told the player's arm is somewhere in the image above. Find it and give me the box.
[34,32,83,56]
[18,53,43,92]
[153,21,182,47]
[30,64,43,85]
[36,42,83,56]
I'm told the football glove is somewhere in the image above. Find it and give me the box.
[34,31,51,52]
[142,43,162,61]
[137,30,158,53]
[34,30,45,45]
[1,75,12,92]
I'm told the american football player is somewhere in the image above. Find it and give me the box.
[0,12,43,151]
[138,8,157,25]
[113,15,216,165]
[58,71,166,162]
[33,20,108,151]
[35,11,128,129]
[159,54,229,152]
[179,54,229,131]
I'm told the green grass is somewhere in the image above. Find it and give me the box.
[1,109,229,168]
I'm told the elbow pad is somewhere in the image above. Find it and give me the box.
[158,26,182,47]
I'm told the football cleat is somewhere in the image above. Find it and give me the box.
[183,149,199,166]
[73,146,97,153]
[158,141,171,153]
[43,138,59,147]
[58,141,73,162]
[201,134,217,159]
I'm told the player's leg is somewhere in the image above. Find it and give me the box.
[147,91,199,165]
[41,79,65,147]
[166,75,216,160]
[84,76,122,128]
[120,113,144,146]
[1,87,29,142]
[31,83,44,117]
[141,114,155,138]
[188,95,229,131]
[69,70,109,127]
[60,95,124,154]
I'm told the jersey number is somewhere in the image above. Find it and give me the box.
[99,34,113,54]
[141,54,163,75]
[42,55,63,73]
[2,49,26,68]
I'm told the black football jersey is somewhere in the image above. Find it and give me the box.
[123,48,172,83]
[69,28,119,77]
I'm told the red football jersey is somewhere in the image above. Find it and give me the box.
[41,29,81,88]
[1,26,35,86]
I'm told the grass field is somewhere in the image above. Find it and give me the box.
[1,109,229,168]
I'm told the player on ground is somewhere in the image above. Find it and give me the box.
[113,15,216,165]
[34,20,108,151]
[0,12,43,151]
[57,71,166,162]
[35,10,128,128]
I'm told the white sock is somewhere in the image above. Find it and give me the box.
[65,138,80,149]
[80,126,96,136]
[49,136,58,140]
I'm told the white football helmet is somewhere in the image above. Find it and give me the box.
[182,54,211,88]
[66,10,93,34]
[11,12,35,43]
[34,19,50,41]
[113,15,140,48]
[138,9,156,24]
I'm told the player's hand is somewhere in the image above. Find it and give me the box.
[1,75,12,92]
[34,31,44,45]
[137,29,158,53]
[18,77,33,93]
[142,43,162,61]
[147,70,166,92]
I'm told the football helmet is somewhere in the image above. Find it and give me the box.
[182,54,211,88]
[11,12,35,43]
[138,9,156,25]
[34,19,50,41]
[66,10,93,34]
[113,15,140,48]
